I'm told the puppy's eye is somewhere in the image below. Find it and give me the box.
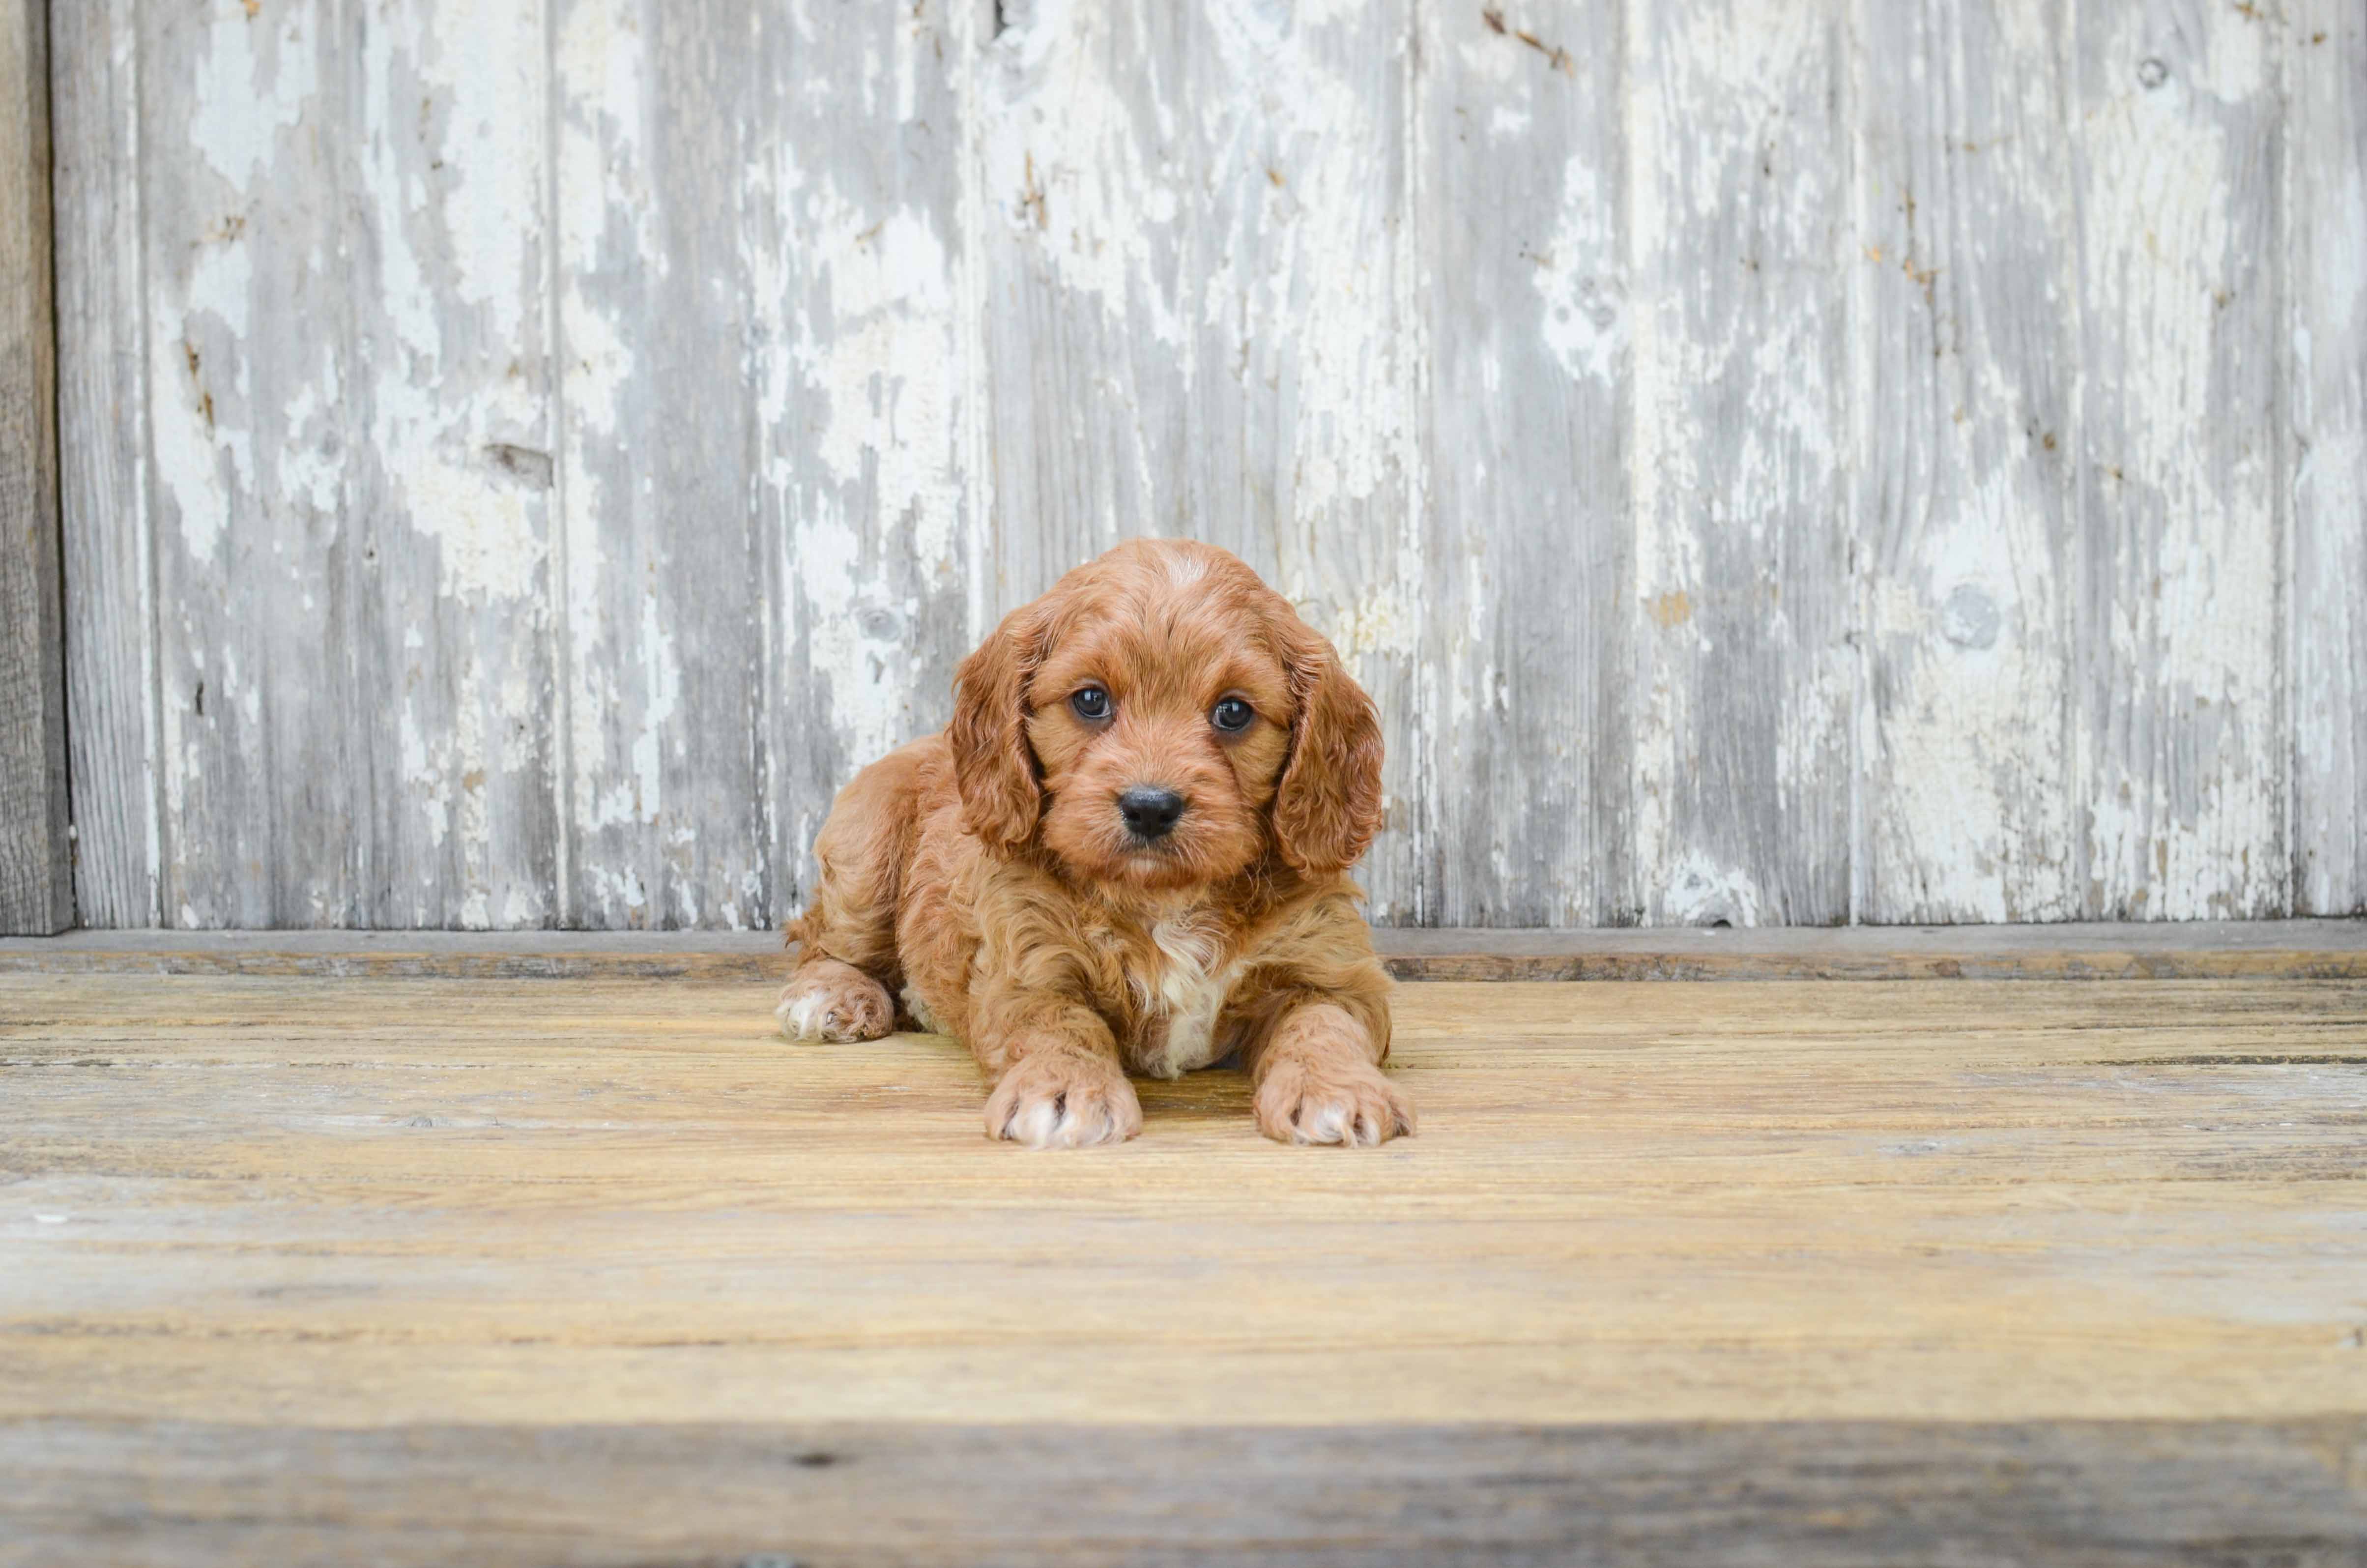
[1070,686,1112,722]
[1210,696,1255,734]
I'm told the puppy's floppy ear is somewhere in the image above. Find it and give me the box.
[949,604,1047,851]
[1271,617,1386,874]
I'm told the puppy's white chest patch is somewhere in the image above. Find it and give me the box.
[1137,916,1242,1079]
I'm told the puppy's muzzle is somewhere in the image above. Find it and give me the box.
[1118,785,1188,843]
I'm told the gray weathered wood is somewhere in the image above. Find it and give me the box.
[2071,0,2283,920]
[6,919,2367,983]
[1419,1,1631,926]
[1624,0,1853,925]
[50,0,158,929]
[116,0,562,928]
[2289,0,2367,917]
[8,1418,2364,1567]
[0,0,70,935]
[977,0,1424,920]
[549,0,762,930]
[744,0,985,928]
[548,0,979,931]
[1855,0,2078,923]
[43,0,2367,930]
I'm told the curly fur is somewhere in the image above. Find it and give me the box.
[777,540,1410,1149]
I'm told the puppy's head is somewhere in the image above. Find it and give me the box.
[949,539,1383,891]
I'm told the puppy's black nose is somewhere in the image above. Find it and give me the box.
[1118,786,1187,842]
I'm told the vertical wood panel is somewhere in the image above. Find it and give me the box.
[1856,0,2077,923]
[53,0,160,928]
[2288,0,2366,916]
[978,0,1423,920]
[2071,0,2283,920]
[0,0,71,934]
[1419,0,1630,926]
[347,1,564,929]
[746,0,985,925]
[127,0,559,928]
[1625,0,1852,926]
[550,0,980,932]
[136,0,342,927]
[551,0,762,929]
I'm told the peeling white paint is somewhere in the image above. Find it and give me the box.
[1535,154,1623,386]
[81,0,2351,932]
[1658,850,1765,928]
[2077,2,2280,919]
[985,0,1184,348]
[187,5,315,187]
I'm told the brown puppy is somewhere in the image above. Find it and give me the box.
[777,538,1412,1149]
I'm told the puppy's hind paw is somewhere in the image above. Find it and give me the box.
[776,960,895,1043]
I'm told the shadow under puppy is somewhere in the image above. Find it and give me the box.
[778,538,1414,1149]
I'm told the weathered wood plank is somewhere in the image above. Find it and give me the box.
[1624,0,1853,926]
[550,0,981,932]
[2289,0,2367,917]
[42,0,2359,934]
[50,0,159,929]
[0,0,70,936]
[341,0,565,930]
[2071,2,2283,920]
[5,918,2367,982]
[550,0,762,930]
[977,0,1424,920]
[1855,0,2078,923]
[2,976,2364,1429]
[7,1418,2364,1568]
[745,0,985,928]
[142,0,334,924]
[125,0,560,928]
[1418,2,1630,926]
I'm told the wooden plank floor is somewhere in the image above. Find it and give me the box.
[4,969,2366,1564]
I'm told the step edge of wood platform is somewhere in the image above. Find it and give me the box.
[1,919,2362,981]
[9,1415,2365,1564]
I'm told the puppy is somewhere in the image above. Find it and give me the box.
[777,538,1413,1149]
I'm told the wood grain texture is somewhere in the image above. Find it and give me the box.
[2072,0,2283,920]
[50,0,159,929]
[1624,0,1853,926]
[122,0,562,929]
[0,0,70,936]
[745,0,984,928]
[45,2,2367,930]
[1418,1,1630,926]
[1854,0,2077,923]
[1,972,2364,1558]
[8,1418,2365,1567]
[8,921,2367,982]
[2289,0,2367,917]
[551,0,767,931]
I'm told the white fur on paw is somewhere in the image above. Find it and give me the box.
[1255,1060,1414,1148]
[1289,1094,1390,1147]
[985,1056,1142,1149]
[774,981,886,1044]
[1001,1096,1124,1148]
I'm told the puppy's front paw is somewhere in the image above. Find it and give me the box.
[1255,1055,1415,1147]
[776,960,895,1043]
[985,1051,1142,1149]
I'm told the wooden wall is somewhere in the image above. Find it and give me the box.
[0,0,70,935]
[42,0,2367,930]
